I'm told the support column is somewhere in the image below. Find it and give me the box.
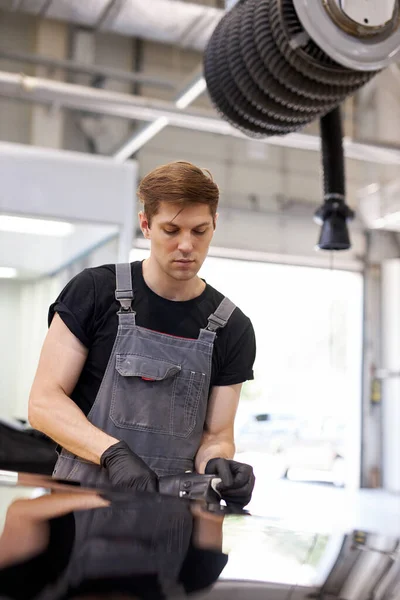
[381,258,400,493]
[354,76,395,488]
[70,26,136,154]
[373,68,400,183]
[31,19,68,148]
[360,237,383,488]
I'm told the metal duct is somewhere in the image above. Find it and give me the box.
[202,0,398,250]
[0,0,223,52]
[314,107,355,251]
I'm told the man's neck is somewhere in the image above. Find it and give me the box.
[142,258,205,301]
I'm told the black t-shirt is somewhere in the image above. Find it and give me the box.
[48,261,256,416]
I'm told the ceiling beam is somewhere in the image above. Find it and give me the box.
[0,48,175,89]
[1,70,400,165]
[113,68,206,161]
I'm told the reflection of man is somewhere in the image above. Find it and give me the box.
[0,492,108,599]
[29,161,256,506]
[0,491,228,600]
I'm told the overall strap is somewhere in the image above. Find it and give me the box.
[199,297,236,342]
[115,263,134,313]
[207,297,236,332]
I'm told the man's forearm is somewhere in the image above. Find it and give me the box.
[192,510,224,551]
[29,387,118,465]
[195,432,235,474]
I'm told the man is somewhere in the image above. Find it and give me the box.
[29,161,256,507]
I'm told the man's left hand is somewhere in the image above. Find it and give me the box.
[205,458,255,507]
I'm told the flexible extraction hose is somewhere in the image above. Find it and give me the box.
[203,0,379,137]
[315,106,354,250]
[320,106,345,201]
[203,0,367,249]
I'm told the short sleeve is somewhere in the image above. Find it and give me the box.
[48,269,96,348]
[215,320,256,387]
[179,546,228,593]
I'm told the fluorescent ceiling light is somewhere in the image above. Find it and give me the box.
[114,117,169,162]
[175,77,207,109]
[0,215,74,237]
[0,267,17,278]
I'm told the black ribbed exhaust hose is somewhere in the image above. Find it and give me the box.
[203,0,379,137]
[314,106,354,250]
[320,107,345,200]
[203,0,364,249]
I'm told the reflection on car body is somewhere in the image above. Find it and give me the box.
[236,413,346,486]
[0,470,400,599]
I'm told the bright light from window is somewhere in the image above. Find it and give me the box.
[129,247,149,263]
[372,211,400,228]
[0,215,75,237]
[0,267,17,279]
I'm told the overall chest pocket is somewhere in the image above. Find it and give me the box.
[110,354,206,438]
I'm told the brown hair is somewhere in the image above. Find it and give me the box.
[137,161,219,225]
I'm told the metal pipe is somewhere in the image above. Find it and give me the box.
[1,70,400,165]
[113,67,206,161]
[40,0,54,18]
[0,48,175,89]
[0,70,246,131]
[95,0,122,31]
[3,0,223,53]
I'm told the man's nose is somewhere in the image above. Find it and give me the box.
[177,232,194,253]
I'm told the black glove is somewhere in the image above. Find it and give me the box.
[205,458,255,507]
[100,441,158,493]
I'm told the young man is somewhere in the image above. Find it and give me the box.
[29,161,256,507]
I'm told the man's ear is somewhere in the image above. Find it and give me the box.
[213,212,219,229]
[138,211,151,239]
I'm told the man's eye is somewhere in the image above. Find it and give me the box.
[194,229,207,235]
[164,229,178,235]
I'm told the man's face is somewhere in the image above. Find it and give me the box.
[139,202,216,281]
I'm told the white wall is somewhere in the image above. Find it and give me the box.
[0,235,121,423]
[57,235,120,287]
[14,275,62,421]
[0,276,62,422]
[138,126,364,205]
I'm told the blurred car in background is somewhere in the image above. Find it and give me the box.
[235,412,346,487]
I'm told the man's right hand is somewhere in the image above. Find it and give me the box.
[100,441,158,492]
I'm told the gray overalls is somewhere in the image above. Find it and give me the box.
[38,496,194,600]
[53,263,236,484]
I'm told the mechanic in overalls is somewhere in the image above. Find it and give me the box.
[29,161,256,507]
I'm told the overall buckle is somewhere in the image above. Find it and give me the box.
[115,290,133,313]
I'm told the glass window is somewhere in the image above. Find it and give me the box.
[199,257,363,489]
